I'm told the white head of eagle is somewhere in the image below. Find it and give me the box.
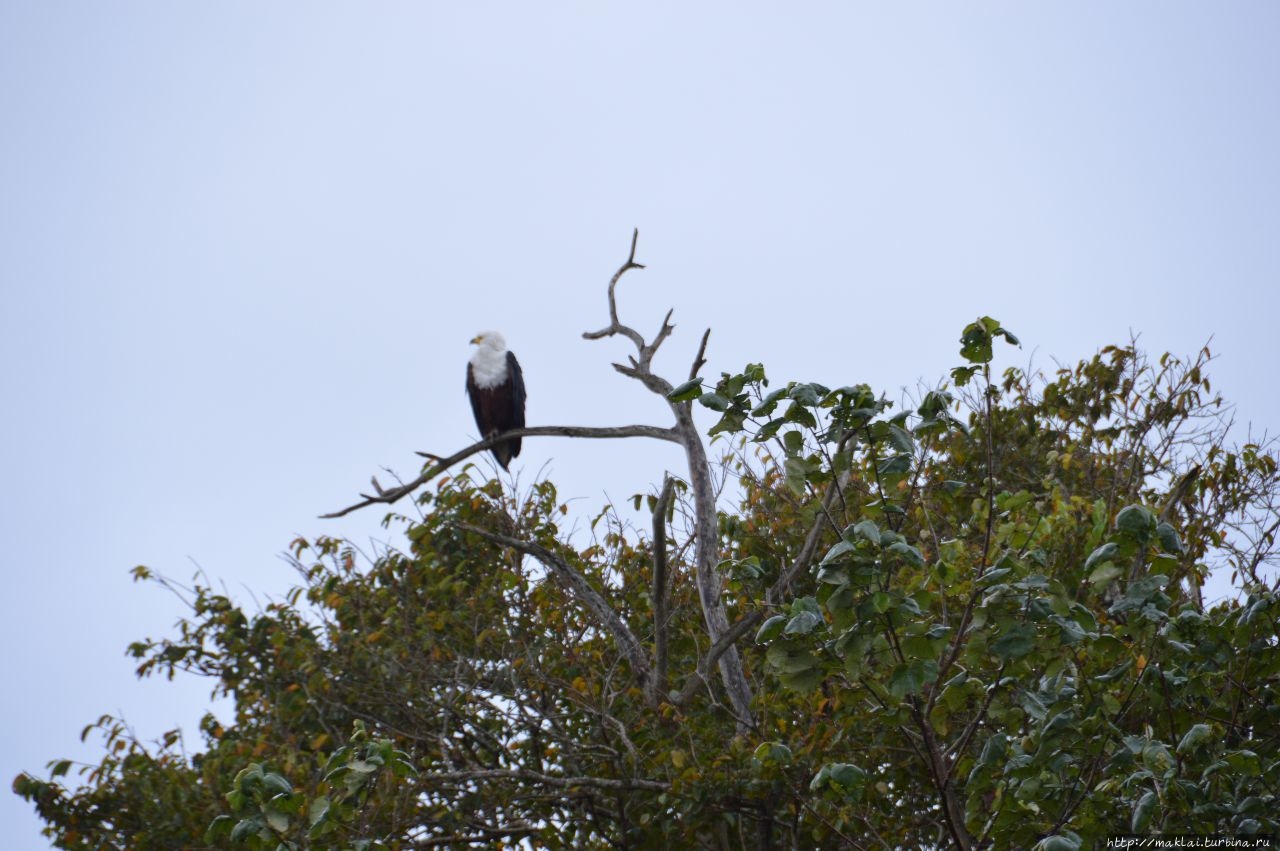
[467,331,526,471]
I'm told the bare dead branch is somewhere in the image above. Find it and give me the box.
[689,328,711,381]
[453,522,654,692]
[674,611,763,708]
[580,231,757,730]
[651,474,676,703]
[583,227,647,350]
[321,424,680,518]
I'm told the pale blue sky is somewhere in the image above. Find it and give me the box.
[2,4,1278,846]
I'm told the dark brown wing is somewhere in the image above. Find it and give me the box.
[466,359,525,471]
[504,351,526,461]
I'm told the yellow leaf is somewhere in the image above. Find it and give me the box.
[671,749,686,769]
[1136,654,1147,673]
[311,733,330,750]
[572,677,588,692]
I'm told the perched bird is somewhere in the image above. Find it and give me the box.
[466,331,526,470]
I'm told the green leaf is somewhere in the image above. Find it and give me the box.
[821,541,855,565]
[667,378,703,402]
[811,763,868,799]
[50,760,71,778]
[951,365,980,386]
[827,763,867,789]
[755,615,787,644]
[753,418,784,442]
[887,541,924,568]
[753,741,793,766]
[1177,723,1212,754]
[262,772,293,796]
[1131,789,1157,832]
[1084,542,1119,571]
[976,567,1012,587]
[1116,504,1157,541]
[978,733,1008,767]
[708,409,747,436]
[698,392,730,412]
[1087,563,1123,587]
[230,817,263,843]
[887,424,914,453]
[1142,742,1175,776]
[752,388,787,416]
[308,796,331,828]
[958,317,1016,364]
[788,383,822,406]
[780,667,824,692]
[849,519,880,545]
[991,624,1035,661]
[877,453,911,475]
[784,457,807,496]
[205,815,235,844]
[1033,834,1082,851]
[784,402,818,429]
[264,807,290,834]
[1156,522,1183,554]
[783,430,804,454]
[960,320,994,364]
[784,610,823,636]
[888,660,938,698]
[765,644,821,674]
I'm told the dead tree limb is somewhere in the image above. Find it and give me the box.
[583,229,756,733]
[650,474,676,703]
[454,522,654,696]
[321,424,679,518]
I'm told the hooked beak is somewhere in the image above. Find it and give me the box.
[470,335,483,345]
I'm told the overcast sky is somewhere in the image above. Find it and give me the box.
[3,3,1278,846]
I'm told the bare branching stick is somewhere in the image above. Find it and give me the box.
[583,228,646,351]
[651,474,676,703]
[689,328,711,382]
[321,424,680,518]
[583,230,756,732]
[454,522,654,693]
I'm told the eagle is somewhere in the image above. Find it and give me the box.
[466,331,526,471]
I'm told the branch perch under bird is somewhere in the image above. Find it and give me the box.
[320,424,679,518]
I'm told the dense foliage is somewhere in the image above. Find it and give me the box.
[14,317,1280,849]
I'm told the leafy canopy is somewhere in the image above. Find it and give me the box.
[14,317,1280,850]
